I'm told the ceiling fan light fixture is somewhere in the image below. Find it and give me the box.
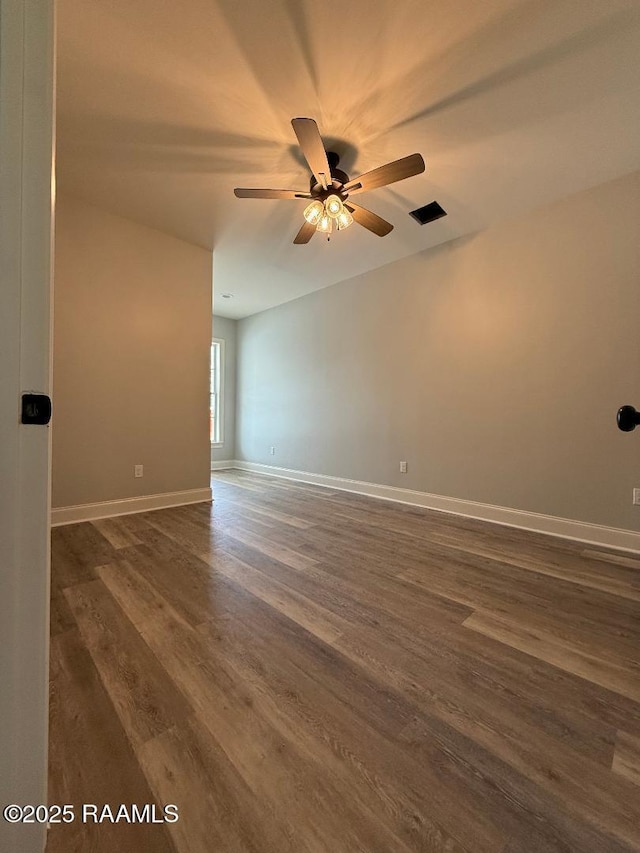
[303,200,324,225]
[336,209,354,230]
[325,194,344,218]
[234,117,424,244]
[316,212,333,234]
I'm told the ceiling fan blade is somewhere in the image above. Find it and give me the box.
[291,118,332,190]
[343,153,425,195]
[346,202,393,237]
[293,220,316,244]
[234,188,311,199]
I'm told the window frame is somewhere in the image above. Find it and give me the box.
[210,338,225,447]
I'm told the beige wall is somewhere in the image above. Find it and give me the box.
[212,314,237,462]
[236,171,640,531]
[53,194,212,508]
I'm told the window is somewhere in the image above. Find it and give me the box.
[210,339,224,444]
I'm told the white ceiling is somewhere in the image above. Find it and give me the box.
[56,0,640,319]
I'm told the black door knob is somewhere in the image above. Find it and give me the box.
[617,405,640,432]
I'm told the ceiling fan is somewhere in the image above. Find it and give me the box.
[234,118,425,244]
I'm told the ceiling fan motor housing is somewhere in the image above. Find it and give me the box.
[309,151,349,195]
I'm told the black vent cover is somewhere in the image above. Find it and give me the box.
[409,201,447,225]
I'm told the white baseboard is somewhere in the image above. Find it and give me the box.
[51,487,212,526]
[229,460,640,554]
[211,459,235,470]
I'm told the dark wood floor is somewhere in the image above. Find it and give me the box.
[48,471,640,852]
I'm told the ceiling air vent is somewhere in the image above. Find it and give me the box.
[409,201,447,225]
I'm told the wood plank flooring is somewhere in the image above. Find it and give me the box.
[47,471,640,853]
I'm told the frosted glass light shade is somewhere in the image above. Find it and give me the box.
[325,194,344,218]
[336,209,354,230]
[316,213,333,234]
[303,200,324,225]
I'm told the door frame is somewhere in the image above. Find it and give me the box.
[0,0,56,851]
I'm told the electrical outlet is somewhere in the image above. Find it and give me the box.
[269,446,276,455]
[633,488,640,506]
[399,461,408,473]
[134,464,144,478]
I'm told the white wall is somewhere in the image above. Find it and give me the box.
[236,171,640,532]
[53,194,212,509]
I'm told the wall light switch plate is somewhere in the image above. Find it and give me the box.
[400,461,408,473]
[134,464,144,478]
[633,488,640,506]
